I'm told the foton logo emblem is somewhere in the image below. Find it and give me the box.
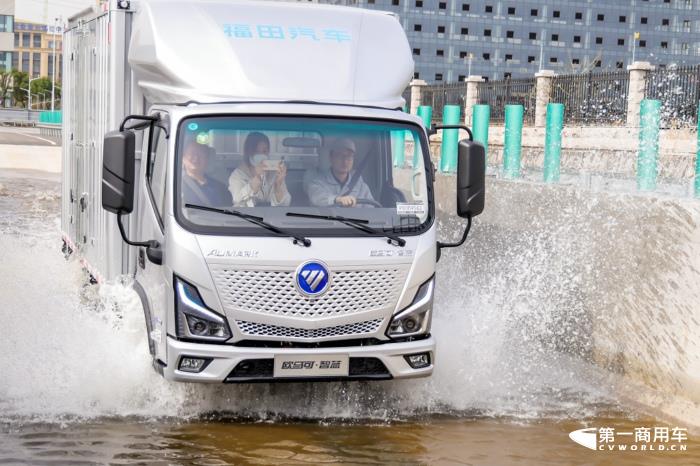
[295,261,330,297]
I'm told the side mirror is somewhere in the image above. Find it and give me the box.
[456,139,485,218]
[102,130,136,214]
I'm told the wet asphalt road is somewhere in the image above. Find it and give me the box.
[0,127,60,146]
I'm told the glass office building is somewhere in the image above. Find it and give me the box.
[311,0,700,82]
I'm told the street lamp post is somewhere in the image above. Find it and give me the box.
[632,32,640,63]
[41,90,51,110]
[29,77,40,110]
[51,17,61,112]
[539,29,545,71]
[20,76,41,118]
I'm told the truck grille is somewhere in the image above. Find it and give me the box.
[210,266,407,318]
[235,319,384,340]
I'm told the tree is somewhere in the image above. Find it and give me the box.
[12,70,28,108]
[31,77,53,109]
[8,72,62,109]
[0,70,12,107]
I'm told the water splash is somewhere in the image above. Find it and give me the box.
[9,173,687,424]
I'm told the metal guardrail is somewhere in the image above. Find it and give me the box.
[645,64,700,129]
[551,71,629,126]
[0,108,41,123]
[0,120,36,127]
[476,78,536,125]
[38,124,62,139]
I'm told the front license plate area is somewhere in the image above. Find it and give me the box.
[273,354,349,378]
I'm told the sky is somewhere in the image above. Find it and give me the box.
[15,0,99,24]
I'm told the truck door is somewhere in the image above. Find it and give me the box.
[134,122,169,364]
[69,23,90,247]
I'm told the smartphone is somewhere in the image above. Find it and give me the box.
[261,159,280,171]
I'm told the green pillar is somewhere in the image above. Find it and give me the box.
[637,99,661,191]
[417,105,432,129]
[415,105,433,167]
[695,103,700,198]
[543,103,565,183]
[391,129,406,167]
[503,104,524,179]
[472,104,490,164]
[440,105,461,172]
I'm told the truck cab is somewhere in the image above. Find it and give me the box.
[63,0,484,383]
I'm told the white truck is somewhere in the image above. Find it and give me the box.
[61,0,485,383]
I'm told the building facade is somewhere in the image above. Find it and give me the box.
[314,0,700,82]
[0,0,13,73]
[13,20,62,80]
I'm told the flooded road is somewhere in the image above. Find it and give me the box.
[2,414,697,465]
[0,170,697,465]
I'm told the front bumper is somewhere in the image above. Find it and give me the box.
[163,335,435,383]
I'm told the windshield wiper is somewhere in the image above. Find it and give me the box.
[286,212,406,247]
[185,204,311,247]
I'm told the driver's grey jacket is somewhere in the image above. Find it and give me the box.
[306,169,374,207]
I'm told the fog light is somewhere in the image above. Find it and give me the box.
[404,352,431,369]
[179,357,210,373]
[403,317,418,332]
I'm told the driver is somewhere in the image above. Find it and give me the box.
[306,138,375,207]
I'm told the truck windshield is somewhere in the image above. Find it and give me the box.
[175,116,432,237]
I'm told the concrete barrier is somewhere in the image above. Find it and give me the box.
[434,173,700,428]
[429,126,698,181]
[0,108,41,124]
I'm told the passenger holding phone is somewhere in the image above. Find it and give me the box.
[228,132,291,207]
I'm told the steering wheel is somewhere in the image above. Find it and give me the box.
[334,198,383,208]
[355,198,383,208]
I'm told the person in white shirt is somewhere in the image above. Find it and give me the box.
[228,132,291,207]
[306,138,374,207]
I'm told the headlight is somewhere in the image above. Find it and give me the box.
[387,276,434,339]
[174,276,232,342]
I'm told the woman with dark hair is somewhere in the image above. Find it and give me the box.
[228,132,290,207]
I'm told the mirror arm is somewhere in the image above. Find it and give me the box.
[155,122,170,138]
[117,211,160,249]
[429,124,474,141]
[119,114,160,132]
[436,215,472,260]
